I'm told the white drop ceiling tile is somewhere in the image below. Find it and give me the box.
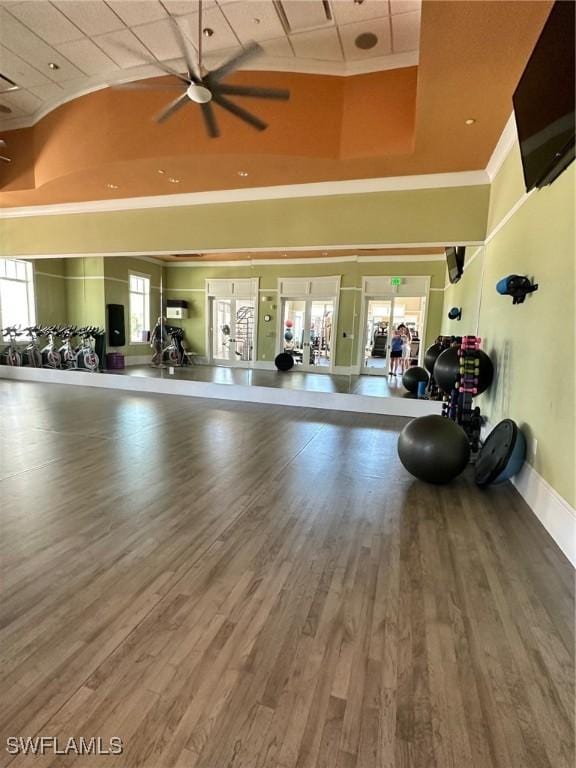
[331,0,389,25]
[391,9,420,52]
[340,17,391,61]
[7,1,85,45]
[0,45,52,87]
[219,2,284,45]
[0,8,81,79]
[54,1,125,36]
[131,18,183,60]
[0,88,42,114]
[162,1,216,17]
[27,82,67,101]
[93,28,154,67]
[59,37,120,76]
[389,0,421,16]
[107,1,167,26]
[202,44,242,69]
[179,6,239,52]
[282,1,334,32]
[290,27,343,62]
[258,36,293,58]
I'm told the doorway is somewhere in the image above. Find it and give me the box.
[280,298,335,372]
[361,295,427,376]
[210,297,255,366]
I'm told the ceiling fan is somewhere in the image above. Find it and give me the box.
[0,139,11,164]
[115,2,290,138]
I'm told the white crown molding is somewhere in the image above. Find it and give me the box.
[0,171,490,220]
[486,113,518,181]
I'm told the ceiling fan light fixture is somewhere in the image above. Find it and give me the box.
[187,82,212,104]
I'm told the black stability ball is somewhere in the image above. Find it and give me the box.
[397,415,470,484]
[424,342,444,374]
[434,346,494,395]
[275,352,294,371]
[402,365,429,394]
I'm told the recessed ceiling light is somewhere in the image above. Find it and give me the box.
[48,62,60,70]
[465,118,476,125]
[168,177,181,183]
[157,169,166,174]
[106,183,119,190]
[238,170,248,177]
[354,0,365,5]
[253,18,261,24]
[355,32,378,50]
[203,27,214,37]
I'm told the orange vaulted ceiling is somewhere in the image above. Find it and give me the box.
[0,1,553,208]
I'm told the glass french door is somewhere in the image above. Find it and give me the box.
[210,297,255,366]
[281,298,335,372]
[361,295,427,376]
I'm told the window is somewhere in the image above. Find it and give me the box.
[129,274,150,343]
[0,259,35,328]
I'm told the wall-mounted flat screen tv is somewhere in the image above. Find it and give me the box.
[513,1,575,192]
[446,246,466,284]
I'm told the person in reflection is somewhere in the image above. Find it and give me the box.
[150,316,168,367]
[389,327,404,376]
[399,323,412,373]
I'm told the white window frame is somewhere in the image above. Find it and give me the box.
[129,271,151,344]
[0,258,36,329]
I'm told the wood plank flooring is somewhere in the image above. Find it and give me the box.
[0,380,573,768]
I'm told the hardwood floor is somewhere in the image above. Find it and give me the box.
[0,380,573,768]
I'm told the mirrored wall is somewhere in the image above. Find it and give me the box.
[1,252,451,400]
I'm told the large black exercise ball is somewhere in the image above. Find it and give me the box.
[434,346,494,395]
[402,366,429,394]
[424,343,444,374]
[275,352,294,371]
[397,415,470,484]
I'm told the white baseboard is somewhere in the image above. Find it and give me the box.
[253,360,275,370]
[0,366,442,419]
[512,463,576,567]
[482,421,575,567]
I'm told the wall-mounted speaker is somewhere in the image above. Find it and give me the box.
[107,304,125,347]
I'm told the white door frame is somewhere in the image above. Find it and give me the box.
[276,277,341,374]
[205,278,259,367]
[357,275,431,375]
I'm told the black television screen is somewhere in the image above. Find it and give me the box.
[513,1,575,192]
[446,246,465,284]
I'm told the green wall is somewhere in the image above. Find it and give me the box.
[1,185,489,257]
[32,258,66,326]
[442,147,575,507]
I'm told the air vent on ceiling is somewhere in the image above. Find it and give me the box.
[0,74,19,94]
[275,1,332,33]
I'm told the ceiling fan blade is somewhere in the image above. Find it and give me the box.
[111,82,186,90]
[154,93,190,124]
[0,155,12,163]
[211,93,267,132]
[200,102,220,138]
[168,17,201,82]
[215,84,290,101]
[210,42,263,82]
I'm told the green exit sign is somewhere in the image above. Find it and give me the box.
[390,277,402,286]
